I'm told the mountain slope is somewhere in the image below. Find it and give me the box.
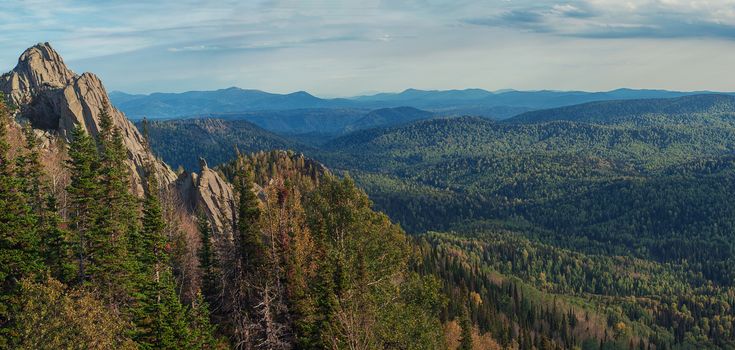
[344,106,434,131]
[141,118,305,171]
[508,94,735,124]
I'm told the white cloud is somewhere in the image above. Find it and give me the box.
[1,0,734,95]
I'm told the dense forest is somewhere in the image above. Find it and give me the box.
[142,94,735,349]
[0,99,446,349]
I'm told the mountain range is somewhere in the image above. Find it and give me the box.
[111,86,734,123]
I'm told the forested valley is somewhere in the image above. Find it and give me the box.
[144,94,735,349]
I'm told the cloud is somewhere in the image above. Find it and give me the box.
[464,0,735,40]
[1,0,735,95]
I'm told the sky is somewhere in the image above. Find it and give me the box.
[1,0,734,97]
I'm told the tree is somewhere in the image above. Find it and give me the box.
[235,165,266,274]
[39,193,69,282]
[0,97,42,347]
[65,125,100,285]
[91,105,138,303]
[132,158,191,349]
[187,292,219,349]
[459,305,473,350]
[12,277,135,350]
[225,162,268,348]
[198,212,219,310]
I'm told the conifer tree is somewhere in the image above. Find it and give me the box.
[198,212,219,310]
[0,95,43,347]
[93,105,138,302]
[459,305,473,350]
[66,125,100,285]
[39,193,69,282]
[229,160,268,348]
[133,154,191,349]
[188,292,218,349]
[15,124,44,216]
[236,164,266,274]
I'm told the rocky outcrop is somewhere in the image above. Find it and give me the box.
[177,158,236,234]
[0,43,176,195]
[1,43,241,233]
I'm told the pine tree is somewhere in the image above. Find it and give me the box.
[236,165,266,274]
[134,156,190,348]
[65,125,100,285]
[15,124,44,216]
[228,162,268,348]
[93,105,138,302]
[39,193,69,282]
[0,95,43,347]
[197,212,219,310]
[459,305,473,350]
[187,292,218,349]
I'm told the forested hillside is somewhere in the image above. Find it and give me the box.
[142,94,735,348]
[0,97,445,348]
[141,118,306,171]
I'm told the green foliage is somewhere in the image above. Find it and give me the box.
[0,97,43,347]
[132,159,193,349]
[197,212,219,309]
[66,125,101,285]
[140,118,302,171]
[235,164,266,273]
[458,305,473,350]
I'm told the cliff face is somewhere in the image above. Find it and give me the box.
[177,158,236,235]
[1,42,237,233]
[0,42,177,195]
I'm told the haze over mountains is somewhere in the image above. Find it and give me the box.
[111,86,734,123]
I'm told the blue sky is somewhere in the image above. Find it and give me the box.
[1,0,734,96]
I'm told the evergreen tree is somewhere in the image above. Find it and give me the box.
[235,165,266,273]
[133,158,190,349]
[459,305,473,350]
[228,161,268,347]
[187,292,218,349]
[39,193,69,282]
[15,124,44,216]
[65,125,100,285]
[197,212,219,310]
[0,95,43,347]
[93,105,138,302]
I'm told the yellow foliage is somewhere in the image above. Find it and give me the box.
[12,277,136,350]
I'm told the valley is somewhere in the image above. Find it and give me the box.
[141,92,735,349]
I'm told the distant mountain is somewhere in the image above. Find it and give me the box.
[353,88,495,102]
[507,94,735,124]
[344,106,434,132]
[111,86,733,121]
[159,107,437,136]
[353,88,728,110]
[111,87,354,119]
[184,108,367,135]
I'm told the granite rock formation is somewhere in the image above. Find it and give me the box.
[1,43,238,233]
